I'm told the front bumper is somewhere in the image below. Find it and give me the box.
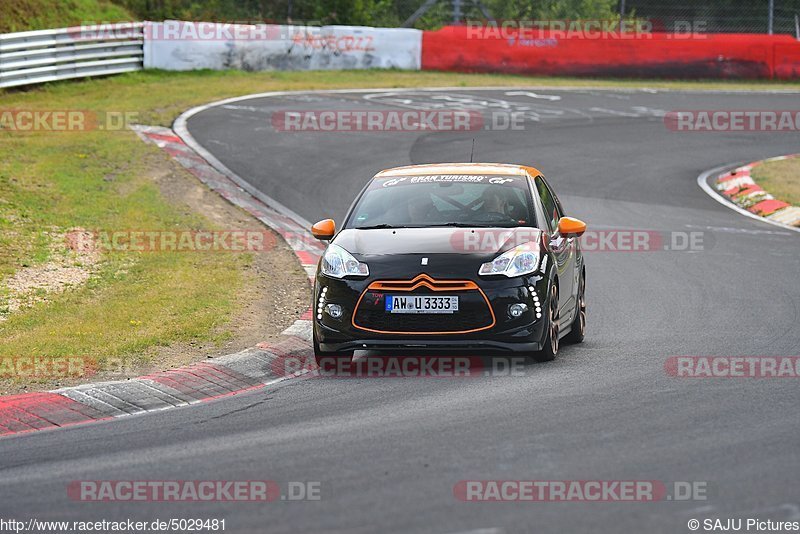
[314,272,550,353]
[318,334,542,353]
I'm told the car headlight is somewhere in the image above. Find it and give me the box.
[321,244,369,278]
[479,242,540,277]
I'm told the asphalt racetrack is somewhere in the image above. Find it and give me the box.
[1,88,798,533]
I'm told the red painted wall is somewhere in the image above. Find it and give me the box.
[422,26,800,79]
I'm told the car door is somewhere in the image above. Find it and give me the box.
[534,175,575,317]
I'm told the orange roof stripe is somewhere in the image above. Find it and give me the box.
[374,162,542,179]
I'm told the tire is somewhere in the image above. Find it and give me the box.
[530,283,560,363]
[313,334,354,371]
[564,271,586,344]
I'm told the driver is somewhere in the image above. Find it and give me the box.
[407,191,438,223]
[479,187,508,216]
[383,189,439,225]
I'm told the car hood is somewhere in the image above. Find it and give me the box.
[332,227,543,257]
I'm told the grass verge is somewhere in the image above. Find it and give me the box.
[751,157,800,207]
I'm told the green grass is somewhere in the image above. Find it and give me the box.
[0,254,244,358]
[1,68,799,389]
[751,157,800,206]
[0,0,133,33]
[0,111,250,383]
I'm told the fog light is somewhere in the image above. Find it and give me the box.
[325,303,343,319]
[509,303,528,318]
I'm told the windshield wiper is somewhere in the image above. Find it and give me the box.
[354,223,517,229]
[426,222,515,228]
[354,224,404,230]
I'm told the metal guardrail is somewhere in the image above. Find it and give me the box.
[0,23,144,89]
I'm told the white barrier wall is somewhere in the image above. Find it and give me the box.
[143,21,422,71]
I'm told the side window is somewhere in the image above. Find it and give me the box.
[535,176,561,233]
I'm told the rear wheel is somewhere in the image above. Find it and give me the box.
[565,271,585,344]
[313,334,353,371]
[530,284,559,362]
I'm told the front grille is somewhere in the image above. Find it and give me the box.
[353,282,495,335]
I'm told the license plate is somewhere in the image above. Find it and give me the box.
[386,295,459,314]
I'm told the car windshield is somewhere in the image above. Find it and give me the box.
[347,174,536,229]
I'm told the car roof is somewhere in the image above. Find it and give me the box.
[374,163,543,179]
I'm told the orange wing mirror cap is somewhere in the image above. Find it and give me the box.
[312,219,336,240]
[558,216,587,237]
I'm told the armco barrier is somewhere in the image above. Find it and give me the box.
[421,26,800,80]
[143,21,422,71]
[0,23,144,88]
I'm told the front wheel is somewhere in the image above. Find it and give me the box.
[529,284,559,363]
[564,271,585,344]
[313,334,353,371]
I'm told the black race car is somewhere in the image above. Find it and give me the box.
[310,163,587,367]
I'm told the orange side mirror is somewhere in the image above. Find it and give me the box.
[311,219,336,240]
[558,216,587,237]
